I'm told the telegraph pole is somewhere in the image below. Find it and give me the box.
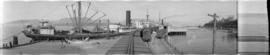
[208,13,219,54]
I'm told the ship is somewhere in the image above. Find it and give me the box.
[22,1,127,41]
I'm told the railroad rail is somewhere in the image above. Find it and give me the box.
[126,34,134,54]
[106,31,152,54]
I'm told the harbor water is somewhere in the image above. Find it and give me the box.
[165,28,237,54]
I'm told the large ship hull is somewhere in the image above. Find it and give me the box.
[22,30,128,41]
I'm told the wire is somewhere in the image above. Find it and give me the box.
[66,5,75,27]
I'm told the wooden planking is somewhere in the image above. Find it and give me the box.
[106,35,130,54]
[106,35,152,54]
[133,36,152,54]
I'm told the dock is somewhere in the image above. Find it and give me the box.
[106,33,152,54]
[106,27,182,54]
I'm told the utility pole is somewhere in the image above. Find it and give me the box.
[208,13,219,54]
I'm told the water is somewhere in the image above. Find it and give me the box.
[166,28,237,54]
[2,37,121,54]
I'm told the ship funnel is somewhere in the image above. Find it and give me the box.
[126,10,131,27]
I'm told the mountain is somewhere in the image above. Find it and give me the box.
[5,19,40,25]
[51,18,111,26]
[4,17,119,26]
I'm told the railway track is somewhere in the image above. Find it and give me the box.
[150,30,183,54]
[126,34,134,54]
[163,38,183,54]
[106,32,152,54]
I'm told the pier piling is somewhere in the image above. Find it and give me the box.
[13,36,19,46]
[3,44,6,48]
[9,42,13,48]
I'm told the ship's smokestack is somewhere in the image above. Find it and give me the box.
[126,10,131,27]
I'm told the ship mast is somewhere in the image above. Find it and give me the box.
[107,19,110,32]
[77,1,82,33]
[146,9,149,22]
[66,1,106,33]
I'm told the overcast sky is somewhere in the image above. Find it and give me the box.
[3,1,239,26]
[3,0,267,26]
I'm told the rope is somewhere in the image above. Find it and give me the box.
[84,2,92,18]
[84,11,99,24]
[71,4,78,26]
[66,5,75,27]
[87,13,106,25]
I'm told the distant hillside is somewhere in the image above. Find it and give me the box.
[4,17,120,26]
[51,18,113,26]
[5,19,40,25]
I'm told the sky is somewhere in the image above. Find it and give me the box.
[3,1,239,26]
[1,0,268,27]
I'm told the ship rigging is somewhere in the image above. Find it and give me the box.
[22,1,121,41]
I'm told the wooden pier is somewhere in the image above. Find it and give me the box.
[106,33,152,54]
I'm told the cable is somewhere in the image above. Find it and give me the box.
[71,4,78,26]
[87,12,106,25]
[66,5,75,27]
[84,11,99,25]
[84,2,92,18]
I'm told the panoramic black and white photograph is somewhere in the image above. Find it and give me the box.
[0,0,268,55]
